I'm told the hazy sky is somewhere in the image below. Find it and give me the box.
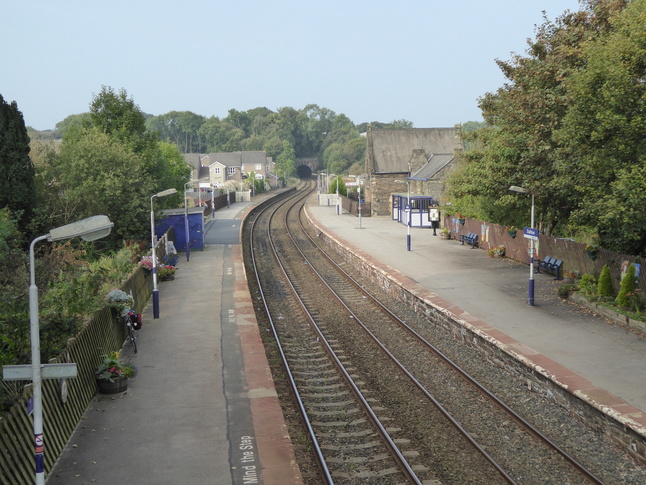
[1,0,583,131]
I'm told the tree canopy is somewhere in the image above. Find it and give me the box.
[33,87,189,246]
[447,0,645,254]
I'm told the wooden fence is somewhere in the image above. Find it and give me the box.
[448,216,646,295]
[0,232,173,483]
[340,195,371,217]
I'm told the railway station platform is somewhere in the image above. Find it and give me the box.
[47,192,303,485]
[305,201,646,436]
[44,186,646,484]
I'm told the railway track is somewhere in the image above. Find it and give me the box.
[244,180,613,484]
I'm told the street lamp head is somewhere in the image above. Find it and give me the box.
[509,185,529,194]
[154,188,178,198]
[47,215,114,242]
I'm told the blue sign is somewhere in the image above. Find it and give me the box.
[523,227,539,240]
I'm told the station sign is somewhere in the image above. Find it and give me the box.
[523,227,539,240]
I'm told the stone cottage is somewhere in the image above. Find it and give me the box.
[364,127,463,216]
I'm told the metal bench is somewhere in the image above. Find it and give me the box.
[460,232,479,249]
[535,256,563,280]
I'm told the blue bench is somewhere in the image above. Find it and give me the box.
[460,232,478,248]
[535,256,563,280]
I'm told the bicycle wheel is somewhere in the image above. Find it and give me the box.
[128,323,138,353]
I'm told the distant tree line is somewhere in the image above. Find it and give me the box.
[447,0,646,255]
[48,104,414,181]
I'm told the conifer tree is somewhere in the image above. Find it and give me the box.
[0,94,34,225]
[616,264,637,308]
[597,264,614,297]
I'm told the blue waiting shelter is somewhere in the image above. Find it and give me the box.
[156,207,205,252]
[391,193,435,228]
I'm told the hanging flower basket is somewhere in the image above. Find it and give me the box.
[507,229,517,238]
[586,245,599,260]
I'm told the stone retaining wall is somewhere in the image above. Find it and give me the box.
[306,209,646,465]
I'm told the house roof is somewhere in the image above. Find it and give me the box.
[413,153,454,179]
[182,154,210,179]
[209,151,267,167]
[369,128,458,173]
[182,153,205,170]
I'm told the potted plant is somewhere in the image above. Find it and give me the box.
[105,289,134,316]
[487,245,506,258]
[440,227,451,240]
[562,270,579,284]
[507,226,517,238]
[95,351,137,394]
[456,213,465,225]
[158,264,176,281]
[139,256,153,276]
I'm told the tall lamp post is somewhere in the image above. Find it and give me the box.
[184,180,199,262]
[3,215,113,485]
[336,176,340,215]
[151,188,178,318]
[509,185,535,306]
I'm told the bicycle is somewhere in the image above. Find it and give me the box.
[124,309,142,353]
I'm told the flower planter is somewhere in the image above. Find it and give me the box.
[440,233,451,240]
[97,376,128,394]
[507,230,517,238]
[458,218,465,225]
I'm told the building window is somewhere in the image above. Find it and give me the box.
[227,167,236,175]
[214,167,221,174]
[255,164,262,170]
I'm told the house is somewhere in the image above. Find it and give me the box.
[184,151,277,189]
[364,127,463,216]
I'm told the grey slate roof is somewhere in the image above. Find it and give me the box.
[369,128,458,173]
[413,153,454,179]
[209,151,267,167]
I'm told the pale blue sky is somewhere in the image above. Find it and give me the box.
[1,0,582,131]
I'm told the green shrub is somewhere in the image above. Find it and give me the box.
[597,265,614,297]
[616,263,637,308]
[579,273,598,295]
[558,284,579,299]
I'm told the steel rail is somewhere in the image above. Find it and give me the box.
[247,182,335,484]
[295,199,607,485]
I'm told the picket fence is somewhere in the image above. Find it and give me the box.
[0,234,173,483]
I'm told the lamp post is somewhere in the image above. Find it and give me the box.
[184,180,198,262]
[336,175,340,215]
[151,188,178,318]
[3,215,113,485]
[211,184,215,218]
[509,185,535,306]
[357,177,364,229]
